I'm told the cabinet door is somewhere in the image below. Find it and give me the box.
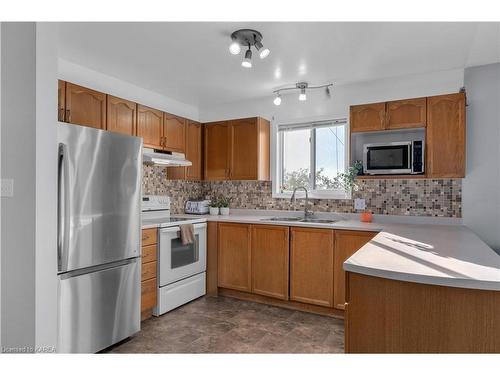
[290,227,334,307]
[106,95,137,136]
[65,83,106,129]
[350,102,386,132]
[137,104,163,149]
[386,98,427,130]
[230,118,258,180]
[164,113,186,152]
[426,93,466,178]
[58,80,66,122]
[333,230,376,310]
[218,223,251,292]
[186,121,203,180]
[204,121,231,180]
[251,225,289,300]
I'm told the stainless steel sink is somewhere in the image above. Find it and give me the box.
[263,217,337,224]
[266,217,303,222]
[300,218,338,224]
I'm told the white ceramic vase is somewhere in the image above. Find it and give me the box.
[220,207,230,216]
[209,207,219,216]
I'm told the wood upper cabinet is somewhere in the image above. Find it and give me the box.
[218,223,252,292]
[137,104,163,149]
[386,97,427,130]
[350,102,386,132]
[65,83,106,129]
[106,95,137,136]
[58,80,66,122]
[204,117,270,181]
[290,227,335,307]
[163,113,186,152]
[204,121,231,180]
[426,93,466,178]
[230,117,270,180]
[251,225,289,300]
[186,121,203,180]
[333,230,376,310]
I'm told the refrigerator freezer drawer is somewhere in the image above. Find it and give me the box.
[57,259,141,353]
[154,272,206,316]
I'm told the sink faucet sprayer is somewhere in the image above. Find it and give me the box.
[290,186,314,219]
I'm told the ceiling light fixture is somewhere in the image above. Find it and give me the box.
[272,82,333,106]
[273,93,282,106]
[228,29,270,68]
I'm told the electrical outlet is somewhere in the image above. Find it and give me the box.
[354,198,366,210]
[0,179,14,197]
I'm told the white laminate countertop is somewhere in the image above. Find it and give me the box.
[142,210,500,291]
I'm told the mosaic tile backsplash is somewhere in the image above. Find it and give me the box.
[143,165,462,217]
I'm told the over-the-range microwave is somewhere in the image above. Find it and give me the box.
[363,141,424,175]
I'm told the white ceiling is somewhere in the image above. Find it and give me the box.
[57,22,500,107]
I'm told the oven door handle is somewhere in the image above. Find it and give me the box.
[162,222,207,233]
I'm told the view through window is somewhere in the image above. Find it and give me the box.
[278,119,347,195]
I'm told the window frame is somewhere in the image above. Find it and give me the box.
[273,118,350,200]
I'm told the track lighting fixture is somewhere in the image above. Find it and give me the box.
[272,82,333,106]
[228,29,270,68]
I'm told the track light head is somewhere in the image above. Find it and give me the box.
[242,48,252,68]
[326,85,331,98]
[255,41,270,59]
[229,40,241,55]
[273,93,281,106]
[299,88,307,101]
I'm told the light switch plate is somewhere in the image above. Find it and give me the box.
[0,179,14,197]
[354,198,366,210]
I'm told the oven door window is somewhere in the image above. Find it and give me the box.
[170,234,199,269]
[367,145,409,170]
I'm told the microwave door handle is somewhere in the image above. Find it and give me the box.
[57,143,70,273]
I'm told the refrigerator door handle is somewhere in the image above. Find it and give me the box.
[58,143,70,273]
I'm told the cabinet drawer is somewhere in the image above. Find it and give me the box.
[142,244,157,264]
[142,261,157,281]
[142,228,157,246]
[141,278,157,312]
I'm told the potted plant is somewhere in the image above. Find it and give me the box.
[218,195,231,216]
[332,160,363,194]
[208,197,219,216]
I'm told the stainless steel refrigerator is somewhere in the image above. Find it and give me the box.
[57,123,142,353]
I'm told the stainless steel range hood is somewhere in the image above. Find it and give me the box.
[143,147,192,167]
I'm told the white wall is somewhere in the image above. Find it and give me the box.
[199,68,465,124]
[463,63,500,252]
[1,22,37,351]
[58,59,199,121]
[35,23,58,351]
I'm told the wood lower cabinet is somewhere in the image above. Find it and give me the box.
[350,102,386,132]
[217,223,251,292]
[106,95,137,136]
[58,80,66,122]
[164,113,186,152]
[426,92,466,178]
[141,228,157,320]
[386,97,426,129]
[204,121,231,180]
[251,225,289,300]
[290,227,335,307]
[65,82,106,129]
[137,104,163,149]
[333,230,376,310]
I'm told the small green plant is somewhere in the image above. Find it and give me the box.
[332,160,363,193]
[209,196,219,208]
[217,195,231,208]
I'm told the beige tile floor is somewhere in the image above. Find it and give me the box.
[106,296,345,353]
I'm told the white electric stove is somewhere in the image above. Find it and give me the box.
[141,195,207,315]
